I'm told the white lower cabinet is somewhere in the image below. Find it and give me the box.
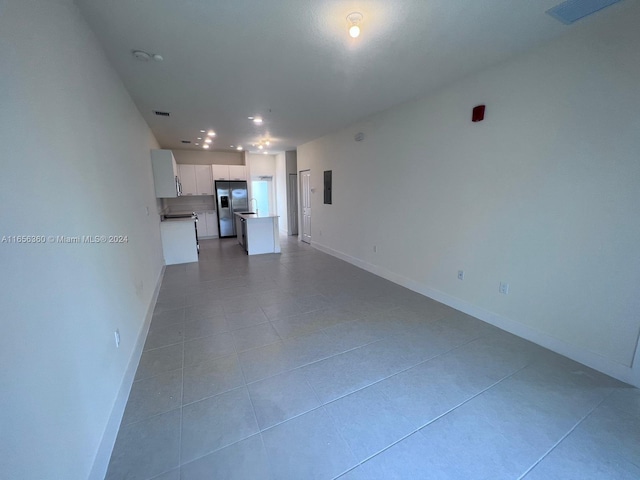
[196,211,219,238]
[204,211,218,237]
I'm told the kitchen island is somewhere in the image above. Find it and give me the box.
[234,212,280,255]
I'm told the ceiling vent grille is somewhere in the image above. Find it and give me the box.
[181,140,191,144]
[154,110,170,117]
[546,0,622,24]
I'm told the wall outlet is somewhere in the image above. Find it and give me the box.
[457,270,464,280]
[373,245,377,253]
[114,329,121,348]
[499,282,510,295]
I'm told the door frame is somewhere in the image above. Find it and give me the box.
[288,173,298,235]
[299,169,311,244]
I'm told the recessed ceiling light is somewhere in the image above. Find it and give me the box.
[247,117,254,120]
[263,151,268,155]
[200,130,206,133]
[204,138,212,144]
[253,117,263,125]
[207,130,216,137]
[265,141,270,146]
[195,143,200,146]
[197,137,202,140]
[258,145,264,150]
[236,146,243,151]
[203,144,210,149]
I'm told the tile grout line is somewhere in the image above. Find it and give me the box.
[331,362,532,480]
[238,327,486,406]
[177,324,186,471]
[231,314,263,457]
[516,391,615,480]
[246,335,500,435]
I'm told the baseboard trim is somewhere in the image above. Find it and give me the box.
[89,265,166,480]
[311,241,638,387]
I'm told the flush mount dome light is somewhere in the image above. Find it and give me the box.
[347,12,363,38]
[207,130,216,137]
[132,50,163,61]
[132,50,151,61]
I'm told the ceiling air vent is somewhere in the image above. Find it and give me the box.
[546,0,622,25]
[181,140,191,144]
[154,110,170,117]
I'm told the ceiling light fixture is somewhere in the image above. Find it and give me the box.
[347,12,363,38]
[236,146,243,151]
[132,50,151,61]
[200,130,206,133]
[203,144,210,149]
[132,50,163,62]
[252,117,263,125]
[204,138,212,144]
[207,130,216,137]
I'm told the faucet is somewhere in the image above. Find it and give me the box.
[250,198,258,215]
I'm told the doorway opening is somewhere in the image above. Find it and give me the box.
[251,176,274,215]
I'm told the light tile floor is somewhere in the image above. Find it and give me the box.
[106,236,640,480]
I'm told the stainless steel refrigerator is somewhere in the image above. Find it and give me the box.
[215,180,249,237]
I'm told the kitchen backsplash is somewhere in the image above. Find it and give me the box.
[161,196,215,214]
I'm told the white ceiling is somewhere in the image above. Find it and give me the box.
[75,0,583,154]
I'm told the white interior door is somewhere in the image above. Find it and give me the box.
[300,170,311,244]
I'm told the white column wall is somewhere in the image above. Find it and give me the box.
[0,1,164,478]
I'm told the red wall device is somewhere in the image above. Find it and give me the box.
[472,105,485,122]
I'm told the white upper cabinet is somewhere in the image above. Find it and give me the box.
[211,164,230,181]
[228,165,247,180]
[178,164,213,195]
[211,165,247,181]
[178,164,197,195]
[194,165,213,195]
[150,149,180,198]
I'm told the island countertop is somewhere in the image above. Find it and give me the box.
[234,212,279,220]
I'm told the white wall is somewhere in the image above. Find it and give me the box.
[247,153,277,215]
[247,153,277,177]
[275,153,289,234]
[0,1,164,478]
[298,2,640,386]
